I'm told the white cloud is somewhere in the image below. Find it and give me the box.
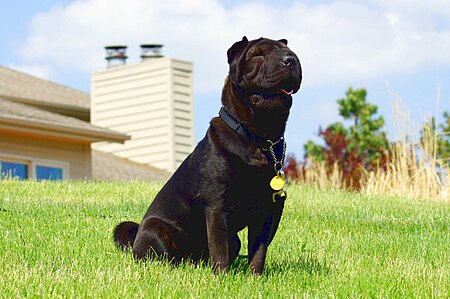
[15,0,450,94]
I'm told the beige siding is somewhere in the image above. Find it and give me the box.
[171,61,194,168]
[0,132,91,179]
[91,57,194,172]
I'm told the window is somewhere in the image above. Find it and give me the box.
[0,161,28,180]
[35,165,63,181]
[1,154,69,181]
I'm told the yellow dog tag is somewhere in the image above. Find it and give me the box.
[270,175,285,191]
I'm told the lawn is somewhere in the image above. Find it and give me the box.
[0,180,448,298]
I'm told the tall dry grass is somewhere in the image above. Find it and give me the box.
[297,97,450,202]
[297,160,344,190]
[361,98,449,201]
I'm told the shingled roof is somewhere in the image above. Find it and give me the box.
[92,150,170,182]
[0,97,128,143]
[0,66,89,109]
[0,66,90,122]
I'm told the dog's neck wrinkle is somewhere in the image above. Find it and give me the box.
[222,77,287,141]
[222,78,255,129]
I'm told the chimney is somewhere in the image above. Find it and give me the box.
[140,44,163,61]
[91,47,194,172]
[105,45,128,68]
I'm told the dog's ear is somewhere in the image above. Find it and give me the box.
[227,36,249,64]
[279,39,288,46]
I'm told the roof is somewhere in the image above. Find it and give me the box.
[0,65,89,113]
[92,150,171,182]
[0,97,129,143]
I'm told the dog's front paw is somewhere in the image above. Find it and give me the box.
[211,260,230,274]
[249,261,265,275]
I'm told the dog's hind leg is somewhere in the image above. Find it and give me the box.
[132,217,184,262]
[114,221,139,250]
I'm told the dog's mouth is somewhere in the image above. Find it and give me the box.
[252,78,298,96]
[279,88,294,95]
[252,86,296,97]
[270,77,299,96]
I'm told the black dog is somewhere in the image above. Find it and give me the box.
[114,36,302,274]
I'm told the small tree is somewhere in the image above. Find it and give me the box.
[304,87,389,189]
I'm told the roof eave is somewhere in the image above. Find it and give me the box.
[0,116,130,144]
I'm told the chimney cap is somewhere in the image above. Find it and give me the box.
[140,44,163,60]
[105,45,128,68]
[140,44,163,48]
[105,45,128,50]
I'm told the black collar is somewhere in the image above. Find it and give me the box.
[218,107,284,150]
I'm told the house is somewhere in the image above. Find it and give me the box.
[0,62,173,182]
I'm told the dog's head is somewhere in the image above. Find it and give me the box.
[227,36,302,111]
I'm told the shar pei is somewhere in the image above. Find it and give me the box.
[114,36,302,274]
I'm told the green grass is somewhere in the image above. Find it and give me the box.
[0,181,449,298]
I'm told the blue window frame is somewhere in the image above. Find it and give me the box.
[0,161,28,180]
[35,165,63,181]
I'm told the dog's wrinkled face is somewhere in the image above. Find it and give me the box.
[227,36,302,110]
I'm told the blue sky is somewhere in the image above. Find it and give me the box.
[1,0,449,158]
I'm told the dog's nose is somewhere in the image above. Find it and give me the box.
[280,54,297,67]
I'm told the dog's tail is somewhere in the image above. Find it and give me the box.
[113,221,139,250]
